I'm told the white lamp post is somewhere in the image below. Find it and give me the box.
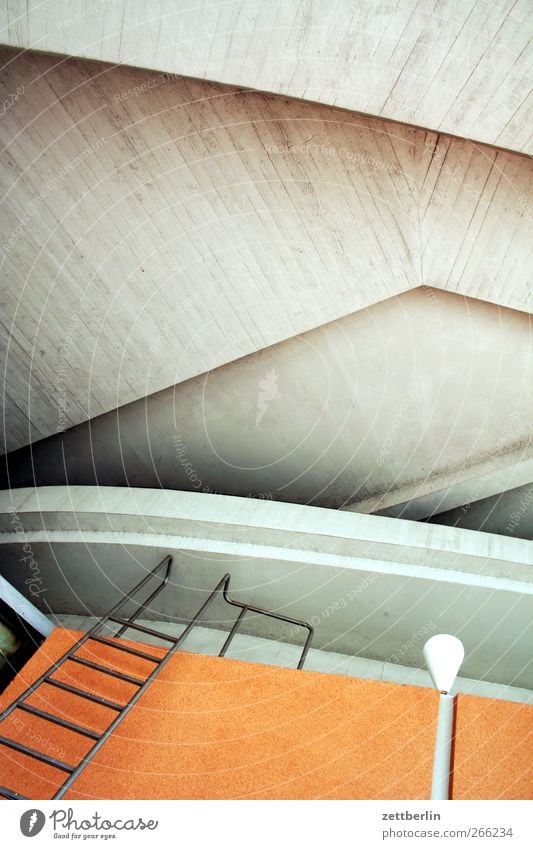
[423,634,465,800]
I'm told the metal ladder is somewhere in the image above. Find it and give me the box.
[0,555,313,800]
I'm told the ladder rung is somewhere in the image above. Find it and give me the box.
[88,635,162,663]
[0,734,75,773]
[109,617,179,643]
[44,678,124,712]
[17,703,101,740]
[0,784,28,800]
[69,655,145,686]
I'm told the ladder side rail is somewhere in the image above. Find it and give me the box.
[0,555,172,724]
[0,784,28,800]
[53,612,194,799]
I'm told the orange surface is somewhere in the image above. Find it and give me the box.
[0,629,531,800]
[452,693,533,800]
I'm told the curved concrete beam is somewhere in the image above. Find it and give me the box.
[0,487,532,688]
[3,289,532,524]
[344,456,533,520]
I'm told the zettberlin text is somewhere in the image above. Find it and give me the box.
[382,811,440,820]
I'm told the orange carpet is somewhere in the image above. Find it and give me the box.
[452,692,533,800]
[0,629,531,799]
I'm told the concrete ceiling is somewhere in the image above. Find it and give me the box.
[0,48,531,456]
[0,0,531,153]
